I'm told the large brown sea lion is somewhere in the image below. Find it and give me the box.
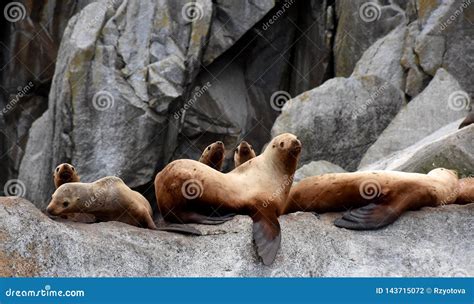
[455,177,474,205]
[53,163,80,188]
[155,133,302,264]
[199,141,225,171]
[233,141,256,168]
[283,168,460,230]
[47,176,157,229]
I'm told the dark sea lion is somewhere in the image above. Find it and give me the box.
[199,141,225,171]
[233,141,256,168]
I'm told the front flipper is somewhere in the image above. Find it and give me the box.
[251,211,281,265]
[181,212,235,225]
[157,224,202,236]
[334,203,400,230]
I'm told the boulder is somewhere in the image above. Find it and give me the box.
[1,197,472,277]
[294,161,346,183]
[361,123,474,177]
[271,75,405,170]
[358,68,470,168]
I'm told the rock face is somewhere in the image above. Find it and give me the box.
[16,0,275,205]
[361,123,474,177]
[294,161,346,183]
[1,197,472,277]
[271,75,405,170]
[359,69,470,168]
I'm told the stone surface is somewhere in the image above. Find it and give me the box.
[358,68,470,168]
[16,0,275,205]
[272,75,405,170]
[294,161,346,183]
[361,123,474,177]
[1,197,472,277]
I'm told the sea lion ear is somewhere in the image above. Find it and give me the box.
[251,208,281,265]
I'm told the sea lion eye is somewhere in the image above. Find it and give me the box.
[207,146,211,151]
[63,201,69,208]
[280,142,284,148]
[71,166,75,171]
[55,167,60,172]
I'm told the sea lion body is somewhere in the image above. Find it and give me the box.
[155,133,302,264]
[53,163,80,188]
[47,176,156,229]
[233,141,256,168]
[456,177,474,205]
[199,141,225,171]
[284,168,459,230]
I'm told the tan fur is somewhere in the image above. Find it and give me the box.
[53,163,80,188]
[199,141,225,171]
[47,176,156,229]
[233,141,256,168]
[155,133,302,264]
[284,168,460,229]
[455,177,474,205]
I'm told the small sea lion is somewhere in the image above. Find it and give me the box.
[199,141,225,171]
[233,141,256,168]
[53,163,80,188]
[283,168,460,230]
[155,133,302,265]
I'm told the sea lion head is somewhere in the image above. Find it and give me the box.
[264,133,302,174]
[53,163,79,187]
[199,141,225,171]
[234,141,256,167]
[46,183,86,216]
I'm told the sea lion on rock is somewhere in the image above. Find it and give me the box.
[283,168,459,230]
[199,141,225,171]
[455,177,474,205]
[233,141,256,168]
[53,163,80,188]
[47,176,157,229]
[459,112,474,129]
[155,133,302,265]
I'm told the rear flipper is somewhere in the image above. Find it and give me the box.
[180,212,235,225]
[157,224,202,236]
[334,203,400,230]
[252,211,281,265]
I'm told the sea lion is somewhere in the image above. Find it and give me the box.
[283,168,459,230]
[53,163,80,188]
[199,141,225,171]
[459,112,474,129]
[455,177,474,205]
[233,141,256,168]
[47,176,157,229]
[155,133,302,265]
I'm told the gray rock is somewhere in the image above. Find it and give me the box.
[361,123,474,177]
[359,68,470,168]
[1,197,472,277]
[334,0,406,77]
[294,160,346,183]
[352,25,407,91]
[272,75,405,170]
[17,0,274,206]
